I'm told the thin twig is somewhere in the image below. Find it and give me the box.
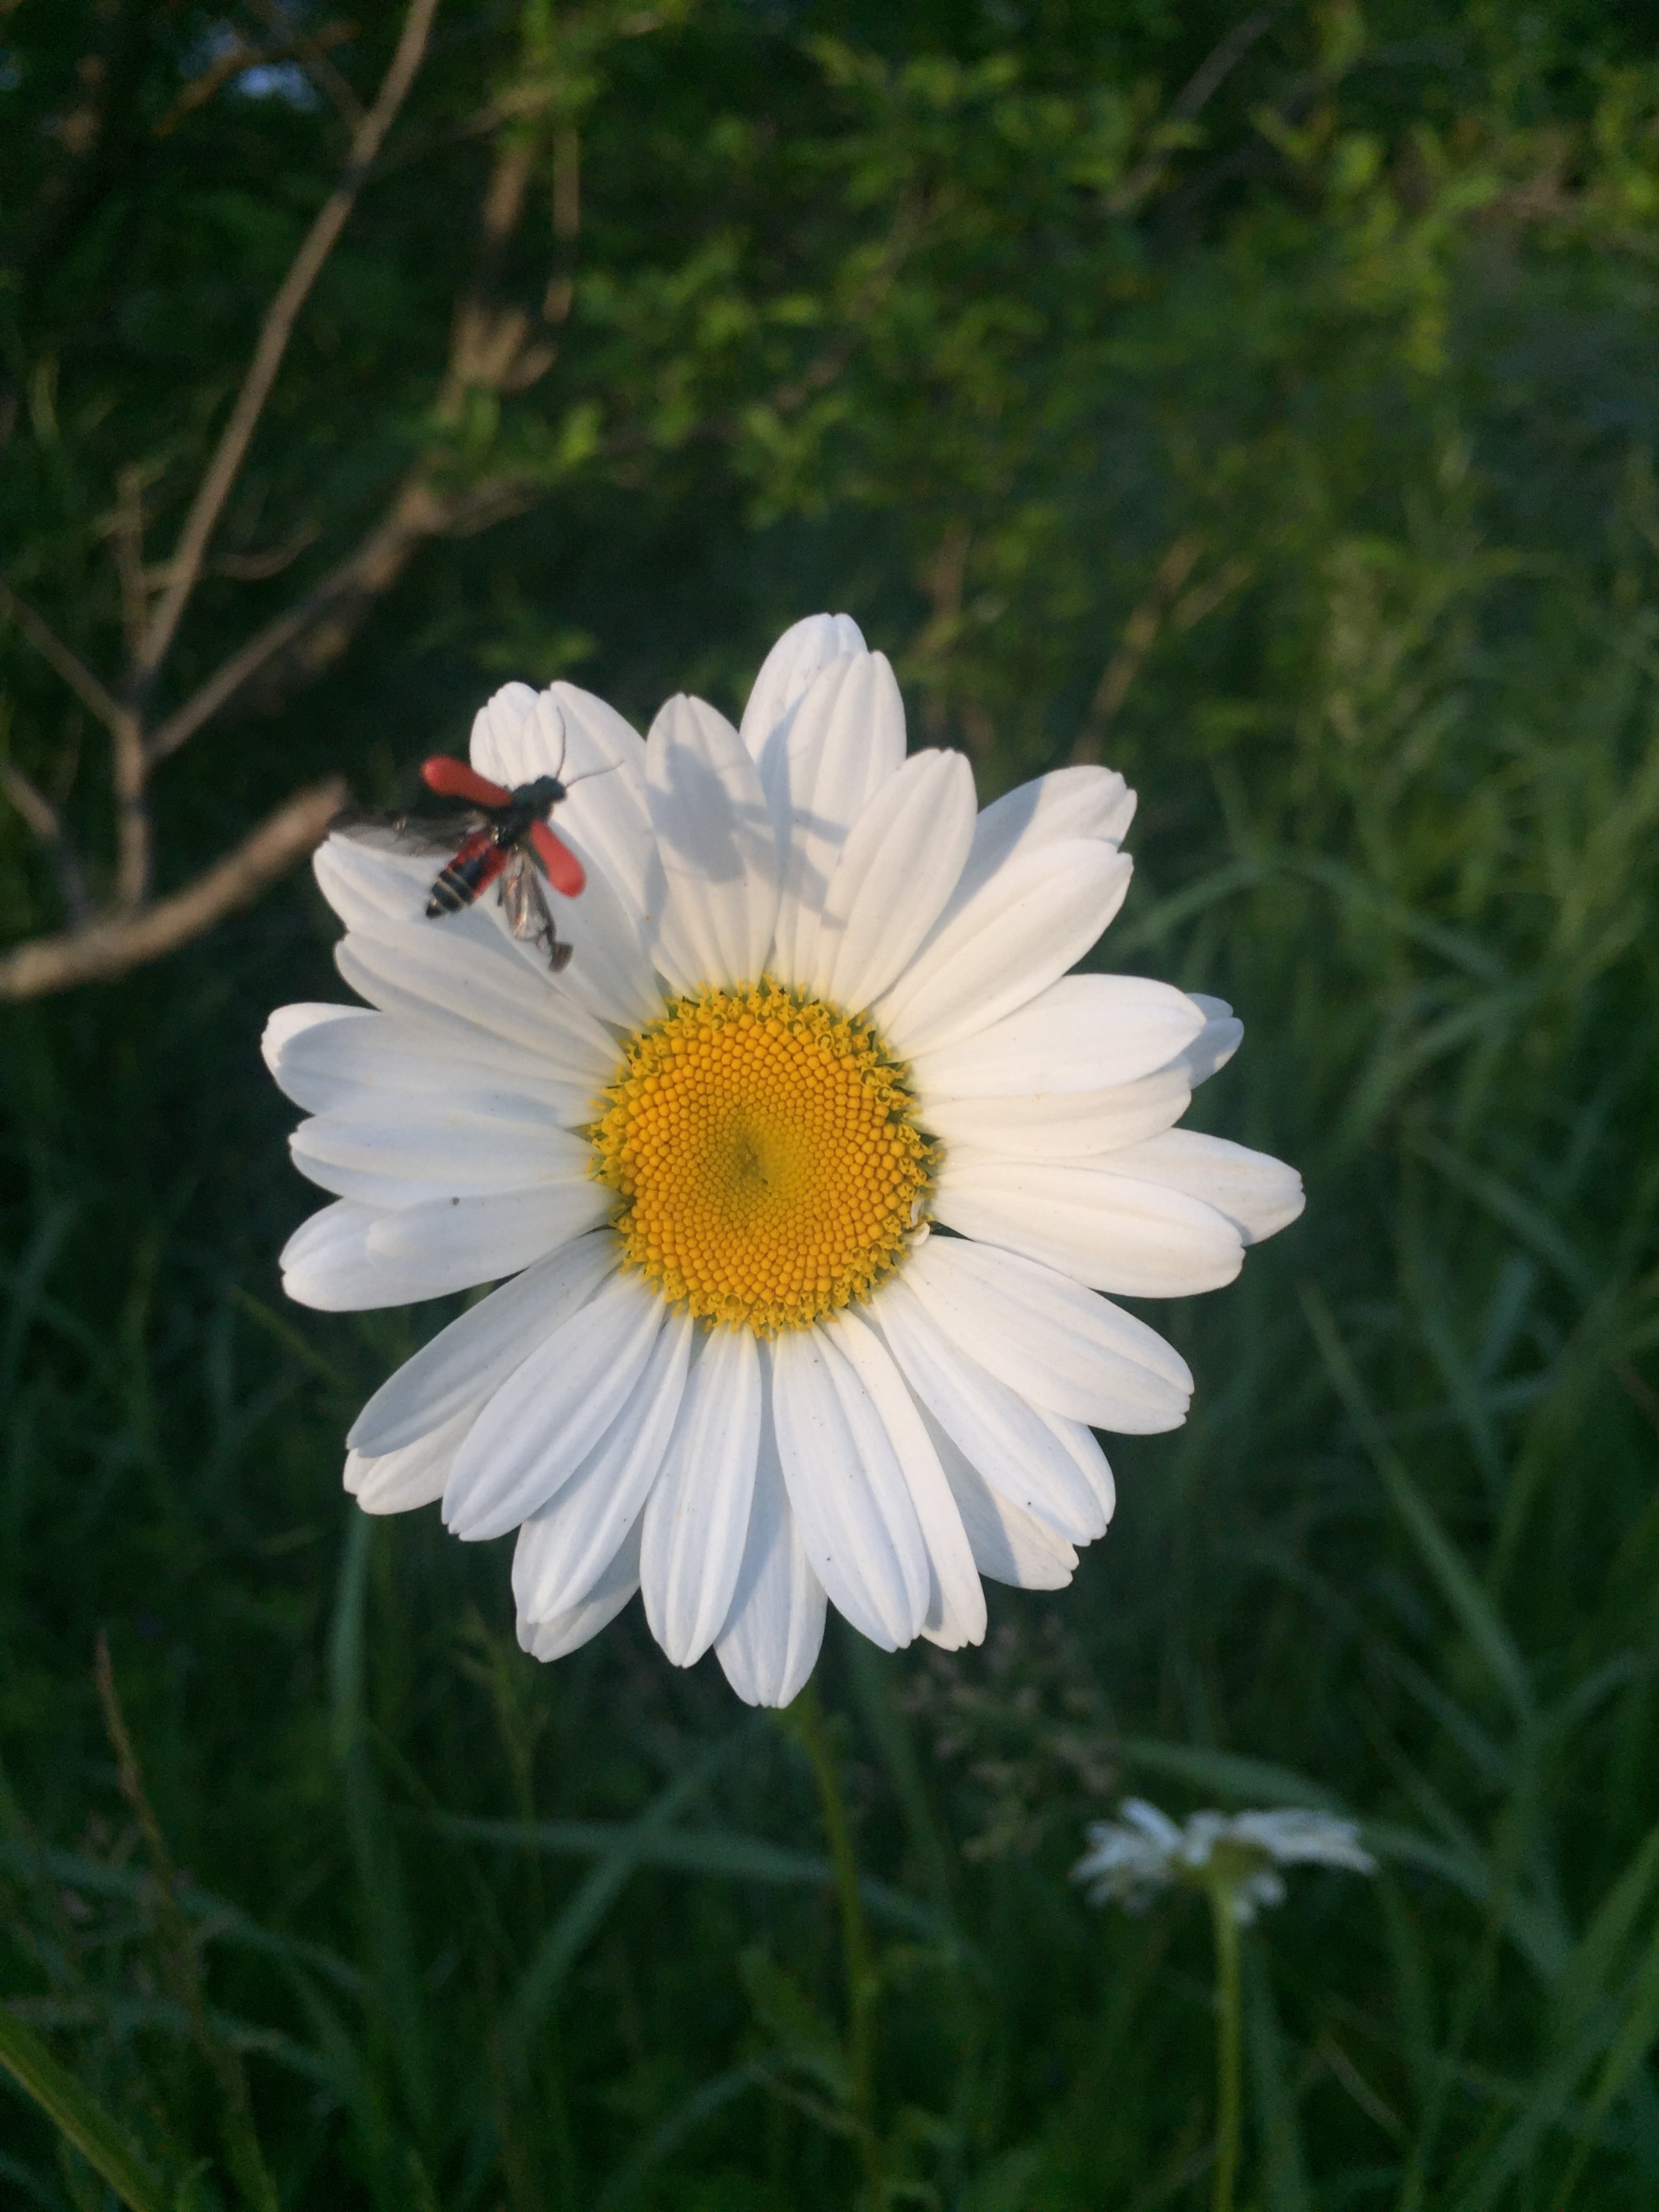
[0,758,63,847]
[110,703,149,909]
[1106,6,1284,216]
[0,579,125,736]
[1,567,151,903]
[245,0,367,131]
[543,121,580,324]
[154,17,361,140]
[0,758,94,929]
[1069,533,1205,764]
[146,473,457,760]
[0,779,347,998]
[135,0,443,698]
[112,464,149,659]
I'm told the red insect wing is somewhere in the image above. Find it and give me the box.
[422,755,512,808]
[530,821,586,897]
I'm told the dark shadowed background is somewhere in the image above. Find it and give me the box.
[3,2,1659,2205]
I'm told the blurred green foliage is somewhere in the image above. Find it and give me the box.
[3,0,1659,2205]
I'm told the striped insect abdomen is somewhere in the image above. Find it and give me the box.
[426,829,507,916]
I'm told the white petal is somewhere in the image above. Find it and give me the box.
[367,1181,611,1279]
[545,682,655,907]
[313,834,436,932]
[262,1002,370,1108]
[916,1401,1079,1589]
[714,1363,827,1708]
[770,1326,931,1651]
[764,653,909,984]
[912,975,1206,1101]
[935,1156,1244,1296]
[513,1309,693,1622]
[444,1271,665,1540]
[810,749,977,1009]
[922,1071,1193,1158]
[874,841,1133,1060]
[468,681,560,787]
[872,1277,1108,1542]
[1180,1000,1244,1086]
[640,1327,763,1666]
[949,766,1136,909]
[643,695,781,992]
[1044,1410,1116,1523]
[520,1521,642,1661]
[830,1310,985,1653]
[265,1005,579,1120]
[472,680,652,876]
[739,613,866,774]
[289,1107,590,1210]
[1101,1130,1305,1245]
[925,998,1245,1160]
[280,1200,459,1311]
[347,1231,617,1454]
[527,821,661,1031]
[345,1403,477,1515]
[905,1237,1191,1433]
[335,920,616,1088]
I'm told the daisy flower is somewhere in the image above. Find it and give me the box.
[1073,1799,1377,1924]
[264,615,1303,1706]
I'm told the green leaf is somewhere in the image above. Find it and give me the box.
[960,2142,1044,2212]
[1302,1285,1534,1725]
[0,2006,167,2212]
[1116,1736,1345,1813]
[1246,1954,1313,2212]
[738,1946,850,2106]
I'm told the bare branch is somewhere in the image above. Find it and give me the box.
[1,747,95,928]
[0,580,125,735]
[155,16,361,140]
[0,758,64,847]
[0,779,348,1000]
[1,567,147,903]
[0,756,94,930]
[146,471,462,760]
[543,122,581,325]
[110,701,150,909]
[211,529,323,583]
[135,0,443,697]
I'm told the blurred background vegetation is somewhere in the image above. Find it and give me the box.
[3,0,1659,2205]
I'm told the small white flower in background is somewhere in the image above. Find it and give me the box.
[264,614,1305,1706]
[1073,1799,1378,1924]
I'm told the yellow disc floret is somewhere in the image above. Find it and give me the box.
[590,980,936,1334]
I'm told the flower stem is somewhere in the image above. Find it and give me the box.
[786,1681,884,2205]
[1208,1887,1244,2212]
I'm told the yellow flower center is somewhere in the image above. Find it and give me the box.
[590,981,935,1334]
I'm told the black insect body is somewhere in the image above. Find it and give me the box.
[337,756,588,972]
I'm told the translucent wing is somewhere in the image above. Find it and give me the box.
[498,848,573,972]
[331,806,485,857]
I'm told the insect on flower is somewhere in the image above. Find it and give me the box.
[339,749,588,972]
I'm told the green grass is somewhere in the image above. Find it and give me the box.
[4,5,1659,2204]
